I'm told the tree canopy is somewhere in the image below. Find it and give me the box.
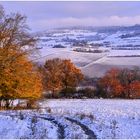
[0,5,42,108]
[99,68,140,98]
[44,58,84,94]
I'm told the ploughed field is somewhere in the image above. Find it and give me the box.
[0,99,140,139]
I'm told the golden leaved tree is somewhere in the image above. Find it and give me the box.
[44,58,63,94]
[44,58,84,95]
[0,6,42,108]
[62,59,84,89]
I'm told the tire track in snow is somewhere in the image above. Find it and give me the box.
[0,112,96,139]
[38,116,65,139]
[65,117,97,139]
[0,113,65,139]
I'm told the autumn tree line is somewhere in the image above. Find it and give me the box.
[0,5,84,108]
[97,67,140,99]
[0,5,140,109]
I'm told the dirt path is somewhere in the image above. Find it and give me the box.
[65,117,97,139]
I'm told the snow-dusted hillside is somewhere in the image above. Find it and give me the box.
[34,26,140,59]
[0,99,140,139]
[32,26,140,78]
[35,26,140,51]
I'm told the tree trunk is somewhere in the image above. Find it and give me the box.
[5,99,10,109]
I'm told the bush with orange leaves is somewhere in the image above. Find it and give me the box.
[129,81,140,98]
[98,67,140,99]
[99,69,124,98]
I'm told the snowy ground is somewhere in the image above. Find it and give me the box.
[81,55,140,77]
[36,28,140,48]
[35,48,106,67]
[33,27,140,78]
[0,99,140,139]
[36,47,140,78]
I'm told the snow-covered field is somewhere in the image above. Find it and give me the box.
[36,48,107,67]
[34,27,140,78]
[81,55,140,77]
[0,99,140,139]
[36,27,140,48]
[108,50,140,57]
[34,47,140,78]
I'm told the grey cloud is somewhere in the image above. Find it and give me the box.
[30,16,140,31]
[1,1,140,31]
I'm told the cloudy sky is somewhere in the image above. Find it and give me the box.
[1,1,140,31]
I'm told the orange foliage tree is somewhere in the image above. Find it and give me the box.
[0,6,42,108]
[44,58,64,94]
[118,68,140,98]
[44,58,84,95]
[99,69,124,98]
[129,81,140,98]
[99,68,140,98]
[61,59,84,89]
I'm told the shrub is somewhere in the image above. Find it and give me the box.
[26,100,39,109]
[77,88,96,98]
[60,87,76,98]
